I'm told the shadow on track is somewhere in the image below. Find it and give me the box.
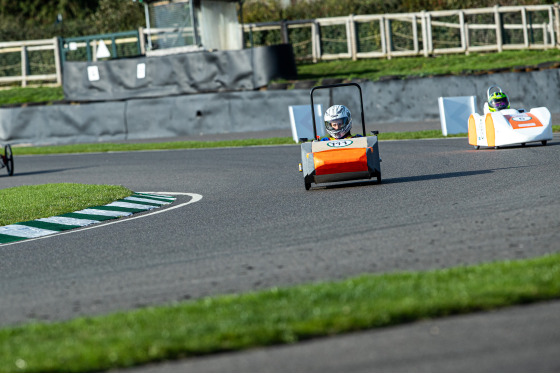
[0,166,92,177]
[319,166,533,189]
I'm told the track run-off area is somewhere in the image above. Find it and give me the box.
[1,135,560,371]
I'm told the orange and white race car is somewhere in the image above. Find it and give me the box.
[468,86,553,149]
[298,83,381,190]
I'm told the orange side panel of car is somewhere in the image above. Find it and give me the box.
[485,114,496,147]
[468,115,477,145]
[313,148,368,176]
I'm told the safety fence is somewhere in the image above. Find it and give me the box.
[0,38,62,87]
[243,4,560,61]
[1,4,559,87]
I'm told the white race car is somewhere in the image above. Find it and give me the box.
[468,86,552,149]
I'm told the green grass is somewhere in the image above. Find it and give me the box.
[296,49,560,82]
[0,183,132,226]
[0,86,64,106]
[1,252,559,372]
[5,127,558,155]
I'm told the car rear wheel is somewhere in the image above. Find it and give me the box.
[4,144,13,176]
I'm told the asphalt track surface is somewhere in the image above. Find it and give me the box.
[1,134,560,372]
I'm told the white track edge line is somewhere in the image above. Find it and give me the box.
[0,192,202,247]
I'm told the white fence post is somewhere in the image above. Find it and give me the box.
[380,16,387,57]
[552,3,560,44]
[548,6,555,46]
[311,21,320,62]
[384,17,392,59]
[421,11,429,56]
[494,5,503,52]
[349,15,357,61]
[412,14,419,54]
[427,12,433,55]
[20,46,28,87]
[53,37,62,85]
[521,7,529,47]
[459,11,466,51]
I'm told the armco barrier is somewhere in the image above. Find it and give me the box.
[1,68,559,145]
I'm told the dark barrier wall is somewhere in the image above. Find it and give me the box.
[2,68,558,145]
[63,44,297,102]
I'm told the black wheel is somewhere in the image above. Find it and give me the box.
[4,144,13,176]
[304,181,311,190]
[376,171,382,184]
[474,146,480,150]
[521,143,526,147]
[542,140,548,146]
[494,146,499,149]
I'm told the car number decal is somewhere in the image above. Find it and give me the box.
[326,140,353,148]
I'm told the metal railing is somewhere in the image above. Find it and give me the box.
[60,30,143,63]
[243,4,560,62]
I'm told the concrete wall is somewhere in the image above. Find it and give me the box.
[1,68,558,145]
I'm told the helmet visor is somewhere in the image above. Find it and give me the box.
[490,96,509,110]
[325,117,348,131]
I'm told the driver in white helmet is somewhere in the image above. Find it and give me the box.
[320,104,362,141]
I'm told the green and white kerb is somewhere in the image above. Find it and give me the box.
[0,193,176,244]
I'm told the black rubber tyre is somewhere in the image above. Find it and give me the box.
[376,171,382,184]
[304,181,311,190]
[4,144,13,176]
[542,140,548,146]
[474,146,480,150]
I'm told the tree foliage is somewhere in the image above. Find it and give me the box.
[0,0,144,41]
[242,0,555,23]
[0,0,555,41]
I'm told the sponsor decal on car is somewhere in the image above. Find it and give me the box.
[326,140,353,148]
[512,115,532,122]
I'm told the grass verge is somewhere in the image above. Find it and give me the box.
[296,49,560,82]
[7,126,559,155]
[1,252,559,372]
[0,183,132,226]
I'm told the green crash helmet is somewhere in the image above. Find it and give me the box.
[488,91,510,112]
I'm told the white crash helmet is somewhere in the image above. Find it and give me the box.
[324,104,352,139]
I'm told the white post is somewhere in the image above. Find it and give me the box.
[20,46,28,87]
[412,14,419,54]
[144,2,152,51]
[465,22,470,55]
[312,22,320,63]
[548,6,555,47]
[427,13,433,54]
[349,15,357,61]
[522,7,529,47]
[552,3,560,46]
[138,27,146,54]
[494,5,503,52]
[421,11,429,57]
[459,11,466,52]
[385,17,392,59]
[380,17,387,57]
[53,37,62,85]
